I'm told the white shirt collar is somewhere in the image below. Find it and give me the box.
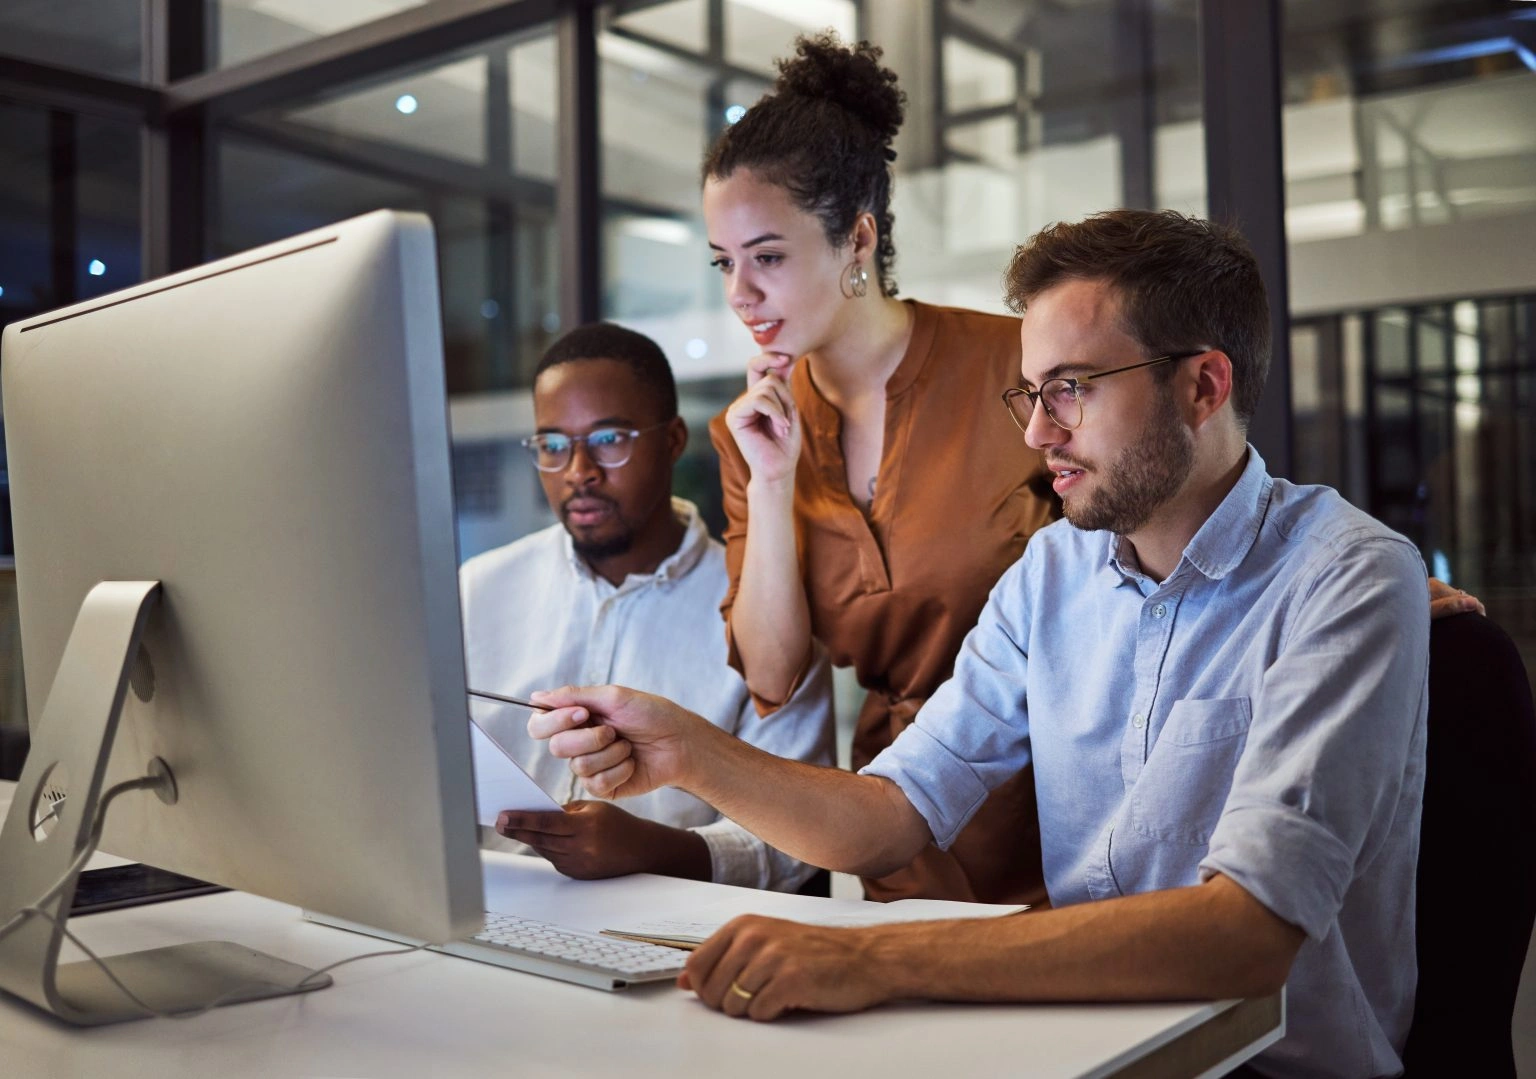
[560,497,710,591]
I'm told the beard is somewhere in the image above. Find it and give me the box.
[570,530,635,561]
[1061,389,1195,535]
[563,493,635,562]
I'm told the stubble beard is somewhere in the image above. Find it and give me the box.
[1062,390,1195,535]
[570,530,635,562]
[563,494,635,562]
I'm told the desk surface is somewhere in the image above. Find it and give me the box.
[0,782,1281,1079]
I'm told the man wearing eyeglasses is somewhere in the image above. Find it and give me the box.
[530,213,1430,1078]
[460,322,833,890]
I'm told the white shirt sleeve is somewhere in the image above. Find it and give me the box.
[693,645,836,891]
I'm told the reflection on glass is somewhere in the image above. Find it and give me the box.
[597,17,772,390]
[218,23,561,394]
[942,36,1017,112]
[597,0,1204,397]
[1293,296,1536,679]
[0,104,140,321]
[1283,5,1536,243]
[609,0,707,56]
[599,32,716,216]
[0,2,141,79]
[284,56,489,164]
[725,0,857,77]
[511,34,558,182]
[215,0,426,69]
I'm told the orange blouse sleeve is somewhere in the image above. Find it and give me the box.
[707,409,815,717]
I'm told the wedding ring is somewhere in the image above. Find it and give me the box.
[728,979,755,1001]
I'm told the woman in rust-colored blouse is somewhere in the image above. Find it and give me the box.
[701,34,1057,904]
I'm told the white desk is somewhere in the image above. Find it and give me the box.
[0,781,1281,1078]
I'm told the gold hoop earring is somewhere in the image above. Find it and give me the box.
[841,262,869,299]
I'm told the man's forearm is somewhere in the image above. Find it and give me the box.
[870,875,1303,1004]
[679,724,931,877]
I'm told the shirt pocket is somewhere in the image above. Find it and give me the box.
[1127,696,1252,847]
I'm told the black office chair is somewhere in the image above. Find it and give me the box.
[1402,612,1536,1078]
[796,868,832,898]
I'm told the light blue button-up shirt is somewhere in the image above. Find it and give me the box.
[864,449,1428,1079]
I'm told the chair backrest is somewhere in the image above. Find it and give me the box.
[1403,612,1536,1077]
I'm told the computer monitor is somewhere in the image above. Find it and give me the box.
[0,210,483,1024]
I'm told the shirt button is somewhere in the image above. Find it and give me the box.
[1152,603,1167,618]
[1131,713,1146,729]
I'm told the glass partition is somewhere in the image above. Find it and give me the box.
[0,2,142,80]
[1284,1,1536,678]
[212,0,428,68]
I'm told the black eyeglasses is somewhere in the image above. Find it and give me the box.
[521,422,670,472]
[1000,350,1208,433]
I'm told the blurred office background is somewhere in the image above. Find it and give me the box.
[1,0,1534,1063]
[1,0,1534,1020]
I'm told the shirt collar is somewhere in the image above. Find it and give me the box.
[1102,445,1272,584]
[561,497,710,589]
[1181,446,1271,581]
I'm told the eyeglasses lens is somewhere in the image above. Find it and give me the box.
[526,429,635,472]
[1041,380,1082,430]
[1006,381,1082,432]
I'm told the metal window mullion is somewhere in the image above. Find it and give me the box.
[0,54,159,120]
[49,111,78,307]
[1199,0,1293,477]
[932,1,948,166]
[1445,302,1461,573]
[1362,313,1381,520]
[1113,0,1155,209]
[142,0,207,279]
[487,46,514,389]
[1405,306,1423,541]
[557,2,601,329]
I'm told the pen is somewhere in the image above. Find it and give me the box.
[468,688,552,712]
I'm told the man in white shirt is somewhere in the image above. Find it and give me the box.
[460,322,833,891]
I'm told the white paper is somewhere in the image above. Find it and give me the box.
[469,716,561,826]
[606,895,1028,944]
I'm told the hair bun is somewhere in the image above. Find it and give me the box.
[775,32,904,147]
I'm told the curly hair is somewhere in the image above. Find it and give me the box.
[1004,210,1272,426]
[702,32,906,296]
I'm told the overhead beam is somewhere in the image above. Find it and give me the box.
[0,54,160,121]
[162,0,567,119]
[225,115,679,224]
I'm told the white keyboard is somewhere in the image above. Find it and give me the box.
[435,911,687,991]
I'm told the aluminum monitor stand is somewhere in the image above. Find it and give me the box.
[0,581,330,1025]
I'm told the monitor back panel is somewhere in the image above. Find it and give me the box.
[0,211,482,943]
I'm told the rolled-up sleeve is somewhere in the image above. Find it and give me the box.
[1199,534,1429,940]
[861,556,1035,849]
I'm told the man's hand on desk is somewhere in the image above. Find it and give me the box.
[495,801,710,881]
[679,915,896,1021]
